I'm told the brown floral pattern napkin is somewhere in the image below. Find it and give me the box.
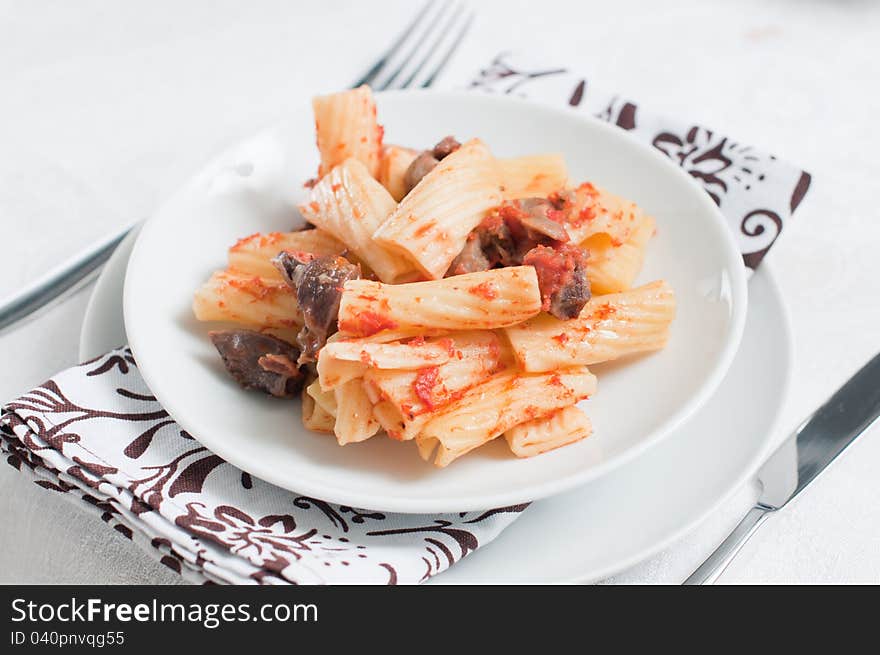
[0,349,524,584]
[465,52,812,269]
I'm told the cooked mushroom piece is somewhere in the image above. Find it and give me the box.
[431,135,461,160]
[516,198,570,243]
[403,151,439,194]
[446,233,491,276]
[401,136,461,196]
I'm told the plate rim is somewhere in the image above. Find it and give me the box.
[81,228,791,583]
[579,261,792,582]
[121,89,749,513]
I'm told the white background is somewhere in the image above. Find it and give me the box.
[1,0,879,584]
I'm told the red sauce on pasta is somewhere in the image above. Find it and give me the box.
[412,366,440,411]
[230,232,260,251]
[339,311,398,337]
[593,304,616,321]
[226,276,284,301]
[468,281,498,300]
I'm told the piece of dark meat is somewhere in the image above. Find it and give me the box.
[210,330,304,397]
[432,136,461,160]
[476,210,518,267]
[446,233,491,276]
[273,251,360,364]
[474,198,570,268]
[445,196,588,315]
[522,243,591,319]
[403,151,439,194]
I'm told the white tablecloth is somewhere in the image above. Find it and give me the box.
[2,0,879,584]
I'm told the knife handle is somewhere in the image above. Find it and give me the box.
[682,506,771,585]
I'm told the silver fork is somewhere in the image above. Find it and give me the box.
[0,0,473,334]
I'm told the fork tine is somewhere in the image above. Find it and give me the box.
[398,2,463,89]
[349,0,437,89]
[376,0,454,91]
[420,10,474,88]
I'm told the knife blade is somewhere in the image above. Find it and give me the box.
[758,352,880,510]
[685,352,880,584]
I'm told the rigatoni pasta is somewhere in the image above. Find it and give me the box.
[227,230,346,279]
[313,85,383,178]
[377,144,418,201]
[299,158,415,283]
[372,139,503,279]
[503,280,675,372]
[337,267,542,336]
[194,83,675,467]
[416,367,597,467]
[362,331,504,430]
[499,154,568,200]
[584,215,655,294]
[562,182,645,246]
[504,405,592,458]
[333,378,381,445]
[193,271,301,328]
[302,383,336,433]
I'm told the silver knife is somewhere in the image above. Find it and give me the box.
[685,352,880,584]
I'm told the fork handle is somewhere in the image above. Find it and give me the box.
[683,506,771,585]
[0,221,136,334]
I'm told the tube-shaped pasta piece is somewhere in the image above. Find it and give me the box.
[227,230,345,279]
[504,405,592,458]
[585,215,655,294]
[373,139,503,279]
[300,158,414,283]
[371,400,410,441]
[377,144,418,201]
[417,367,597,467]
[504,280,675,372]
[563,182,646,246]
[338,267,542,337]
[192,271,301,328]
[363,331,504,424]
[338,327,451,344]
[302,384,336,433]
[313,85,383,178]
[316,356,366,392]
[333,379,380,445]
[306,379,338,417]
[499,154,568,200]
[322,337,453,370]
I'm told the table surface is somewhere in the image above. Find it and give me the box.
[2,0,879,585]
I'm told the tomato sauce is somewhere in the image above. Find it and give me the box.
[339,311,398,337]
[412,366,440,411]
[522,244,584,312]
[468,281,498,300]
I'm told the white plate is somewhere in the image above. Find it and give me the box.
[122,90,747,513]
[80,232,788,582]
